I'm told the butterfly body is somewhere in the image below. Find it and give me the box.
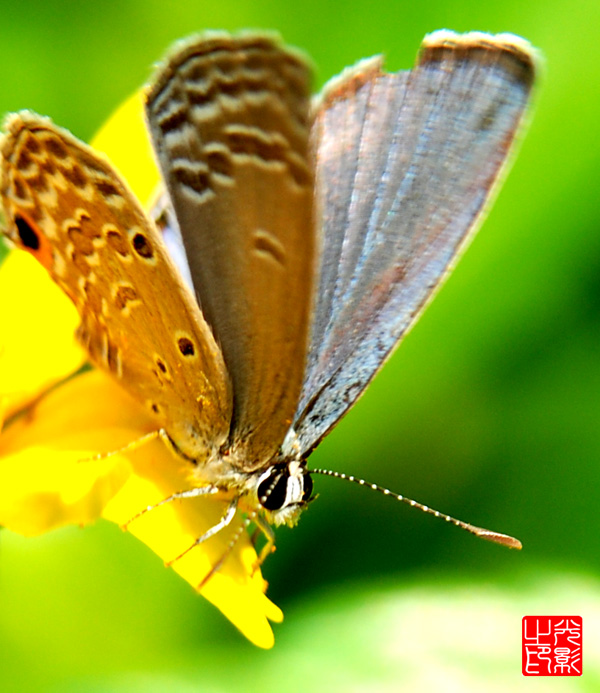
[0,31,536,550]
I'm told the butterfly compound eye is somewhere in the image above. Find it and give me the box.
[257,464,313,511]
[257,468,289,511]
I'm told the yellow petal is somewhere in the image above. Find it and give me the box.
[0,369,150,533]
[90,92,160,208]
[0,250,85,420]
[1,368,282,647]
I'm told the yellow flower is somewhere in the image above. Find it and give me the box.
[0,94,283,649]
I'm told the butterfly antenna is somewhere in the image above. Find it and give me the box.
[311,468,522,549]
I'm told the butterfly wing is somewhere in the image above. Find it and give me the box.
[145,34,315,470]
[294,31,537,454]
[0,113,232,461]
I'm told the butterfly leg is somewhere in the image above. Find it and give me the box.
[251,514,276,576]
[196,510,277,587]
[164,498,238,568]
[120,484,220,530]
[198,516,248,589]
[77,428,175,464]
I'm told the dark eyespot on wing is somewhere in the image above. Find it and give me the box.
[132,233,154,259]
[177,336,195,356]
[15,215,40,250]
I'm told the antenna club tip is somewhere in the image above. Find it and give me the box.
[470,525,523,550]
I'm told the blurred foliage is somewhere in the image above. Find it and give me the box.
[1,0,599,690]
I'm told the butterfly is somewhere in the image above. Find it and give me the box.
[0,30,536,575]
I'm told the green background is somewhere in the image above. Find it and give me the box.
[0,0,599,690]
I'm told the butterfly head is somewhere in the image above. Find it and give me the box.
[255,460,314,527]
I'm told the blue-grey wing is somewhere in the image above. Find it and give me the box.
[293,31,537,455]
